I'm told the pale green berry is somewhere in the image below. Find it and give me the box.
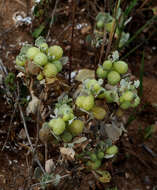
[49,118,65,135]
[16,55,26,67]
[76,96,85,108]
[113,61,128,74]
[61,131,72,143]
[82,95,94,111]
[48,45,63,60]
[91,106,106,120]
[120,101,131,109]
[97,151,105,160]
[103,90,115,103]
[91,160,101,170]
[96,66,108,79]
[39,43,48,53]
[37,73,44,81]
[52,60,62,72]
[69,119,84,136]
[107,71,121,85]
[34,52,48,66]
[43,63,58,78]
[131,96,140,108]
[121,91,134,102]
[90,153,97,162]
[96,20,104,29]
[106,145,118,155]
[26,47,40,60]
[103,60,112,71]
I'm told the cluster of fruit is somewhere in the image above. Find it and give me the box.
[86,145,118,170]
[48,118,84,142]
[16,39,64,80]
[96,60,128,85]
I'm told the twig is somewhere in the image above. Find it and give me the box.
[68,0,76,84]
[46,0,60,41]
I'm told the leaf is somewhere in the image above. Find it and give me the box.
[32,24,45,38]
[26,94,40,116]
[60,147,75,160]
[96,12,112,23]
[46,77,58,84]
[75,69,95,82]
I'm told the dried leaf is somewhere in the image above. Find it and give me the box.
[45,159,55,174]
[60,147,75,160]
[75,69,95,82]
[26,94,40,116]
[46,77,58,84]
[18,128,26,139]
[95,170,111,183]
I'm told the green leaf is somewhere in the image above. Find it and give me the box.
[32,24,45,38]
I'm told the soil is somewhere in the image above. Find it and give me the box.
[0,0,157,190]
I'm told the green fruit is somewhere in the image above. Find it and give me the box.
[85,79,101,92]
[106,145,118,155]
[96,66,108,79]
[107,71,120,85]
[91,106,106,120]
[96,20,104,29]
[103,90,114,103]
[43,63,58,78]
[49,118,65,135]
[52,60,62,72]
[97,151,105,159]
[91,160,101,170]
[76,96,85,108]
[26,47,40,60]
[82,95,94,111]
[103,60,112,71]
[121,91,134,102]
[90,153,97,162]
[120,101,131,109]
[48,45,63,60]
[131,96,140,108]
[39,43,48,53]
[113,61,128,74]
[34,52,48,66]
[16,55,26,67]
[61,131,72,143]
[37,73,44,81]
[69,119,84,136]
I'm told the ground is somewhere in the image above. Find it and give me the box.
[0,0,157,190]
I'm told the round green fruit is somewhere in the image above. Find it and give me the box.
[97,151,105,160]
[43,63,58,78]
[26,47,40,60]
[120,101,131,109]
[85,79,101,93]
[69,119,84,136]
[34,52,48,66]
[37,73,44,81]
[96,66,108,79]
[48,45,63,60]
[91,160,101,170]
[39,43,48,53]
[90,153,98,162]
[52,60,62,72]
[103,60,112,71]
[82,95,94,111]
[16,55,26,67]
[103,90,115,103]
[121,91,134,102]
[91,106,106,120]
[113,61,128,74]
[106,145,118,155]
[131,96,140,108]
[49,118,65,135]
[107,71,121,85]
[61,131,72,143]
[96,20,104,29]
